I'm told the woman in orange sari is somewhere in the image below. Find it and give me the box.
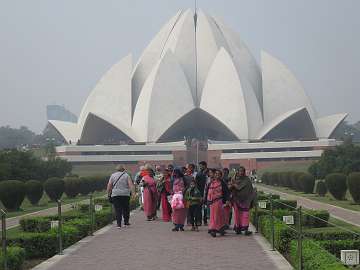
[158,169,172,222]
[171,168,187,231]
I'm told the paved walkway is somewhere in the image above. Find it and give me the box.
[34,210,292,270]
[257,185,360,227]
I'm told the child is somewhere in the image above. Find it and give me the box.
[185,179,202,231]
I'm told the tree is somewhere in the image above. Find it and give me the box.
[325,173,347,200]
[43,178,65,201]
[347,172,360,203]
[0,180,26,211]
[25,180,44,205]
[309,143,360,178]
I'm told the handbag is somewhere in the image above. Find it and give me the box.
[108,172,126,203]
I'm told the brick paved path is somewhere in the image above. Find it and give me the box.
[40,210,290,270]
[257,185,360,227]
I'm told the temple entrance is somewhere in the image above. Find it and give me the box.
[185,138,208,165]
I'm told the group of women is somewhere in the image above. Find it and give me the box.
[137,162,256,238]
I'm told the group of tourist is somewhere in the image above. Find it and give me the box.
[107,162,256,238]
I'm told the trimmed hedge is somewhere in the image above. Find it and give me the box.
[0,246,26,270]
[44,177,65,202]
[347,172,360,203]
[319,239,360,259]
[20,217,51,233]
[290,240,347,270]
[8,225,79,259]
[299,173,315,194]
[0,180,26,211]
[64,177,80,198]
[259,215,297,254]
[315,181,327,197]
[304,227,360,241]
[251,209,329,228]
[79,177,92,196]
[25,180,43,205]
[325,173,347,200]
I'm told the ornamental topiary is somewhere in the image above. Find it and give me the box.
[0,180,26,211]
[299,173,315,193]
[325,173,347,200]
[79,177,92,196]
[25,180,44,205]
[316,181,327,197]
[347,172,360,203]
[43,177,65,201]
[64,177,80,198]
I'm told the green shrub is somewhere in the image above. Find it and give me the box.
[290,240,347,270]
[302,210,329,228]
[44,177,65,201]
[0,246,26,270]
[0,180,26,211]
[259,215,297,254]
[319,239,360,259]
[347,172,360,203]
[325,173,347,200]
[252,208,329,228]
[299,173,315,193]
[257,193,280,201]
[273,199,297,210]
[304,227,360,241]
[64,177,80,198]
[20,217,51,232]
[291,172,306,191]
[66,218,91,238]
[94,197,111,207]
[79,177,92,196]
[9,222,84,259]
[25,180,43,205]
[261,172,270,184]
[316,181,327,197]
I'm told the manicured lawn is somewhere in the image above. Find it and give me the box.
[1,191,106,218]
[257,184,360,212]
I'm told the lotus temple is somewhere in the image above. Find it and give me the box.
[49,9,347,171]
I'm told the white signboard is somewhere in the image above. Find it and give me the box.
[282,215,295,225]
[258,201,267,209]
[51,220,59,229]
[341,250,359,266]
[95,204,103,212]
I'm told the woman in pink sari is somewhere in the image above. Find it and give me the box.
[171,168,187,231]
[158,169,172,222]
[204,169,230,237]
[141,165,158,221]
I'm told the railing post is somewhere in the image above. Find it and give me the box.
[57,200,63,255]
[254,189,259,233]
[1,210,7,270]
[270,194,275,251]
[297,206,303,270]
[89,194,94,236]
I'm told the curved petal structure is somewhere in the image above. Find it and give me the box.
[131,11,183,111]
[200,48,263,140]
[258,107,316,140]
[80,113,134,145]
[48,10,347,145]
[261,51,317,124]
[132,51,195,142]
[48,120,80,144]
[317,113,348,139]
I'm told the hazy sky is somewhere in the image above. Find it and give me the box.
[1,0,359,133]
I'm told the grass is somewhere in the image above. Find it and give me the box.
[1,191,106,218]
[257,184,360,212]
[258,160,312,176]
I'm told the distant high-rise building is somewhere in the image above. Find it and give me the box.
[46,105,77,123]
